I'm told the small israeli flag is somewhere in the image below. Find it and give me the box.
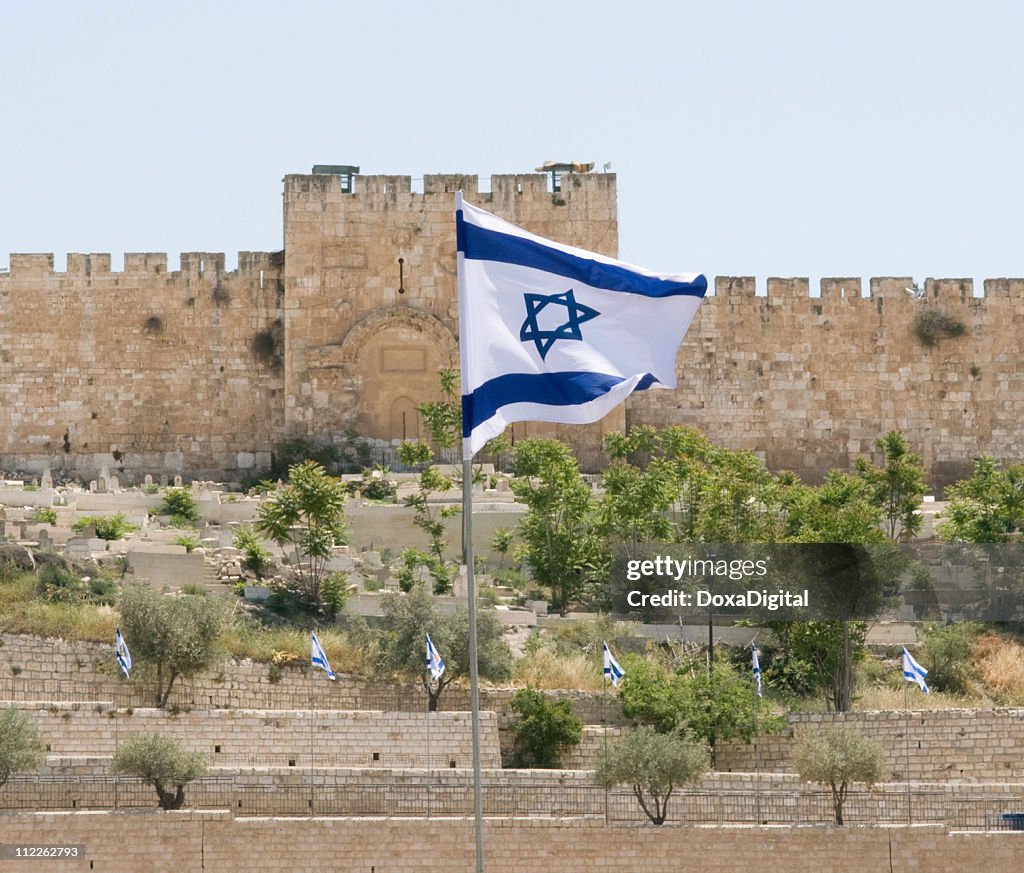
[426,633,446,682]
[115,626,132,679]
[752,644,763,698]
[603,642,624,688]
[902,647,929,694]
[310,632,336,681]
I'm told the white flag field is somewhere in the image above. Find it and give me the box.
[456,194,707,458]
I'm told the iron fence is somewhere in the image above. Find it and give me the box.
[2,777,1022,830]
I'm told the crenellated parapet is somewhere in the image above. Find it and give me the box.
[702,276,1024,299]
[0,251,282,280]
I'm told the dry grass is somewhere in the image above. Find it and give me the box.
[219,622,370,673]
[851,685,981,712]
[974,633,1024,703]
[0,572,118,642]
[512,647,604,691]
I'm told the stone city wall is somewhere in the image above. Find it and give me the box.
[1,811,1023,873]
[0,250,285,480]
[631,276,1024,491]
[4,171,1023,487]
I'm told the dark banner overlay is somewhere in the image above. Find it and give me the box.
[609,543,1024,623]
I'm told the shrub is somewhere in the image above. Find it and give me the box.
[913,308,966,347]
[919,622,980,694]
[32,508,57,526]
[158,488,200,523]
[37,565,85,603]
[509,688,583,768]
[87,573,119,607]
[73,514,139,541]
[233,526,271,576]
[173,534,201,552]
[111,733,207,810]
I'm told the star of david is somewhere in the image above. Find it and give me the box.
[519,289,600,360]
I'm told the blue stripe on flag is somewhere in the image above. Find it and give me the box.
[457,211,707,300]
[462,371,658,438]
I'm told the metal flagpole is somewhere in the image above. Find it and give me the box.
[750,637,761,825]
[603,670,609,825]
[309,673,315,817]
[904,681,911,825]
[464,457,485,873]
[113,704,119,810]
[426,672,432,818]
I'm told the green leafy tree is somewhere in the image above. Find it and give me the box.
[771,620,868,712]
[418,367,509,460]
[370,583,512,711]
[118,584,226,707]
[491,528,514,570]
[254,460,349,606]
[794,726,886,825]
[0,707,45,790]
[594,726,710,825]
[782,477,901,712]
[111,733,208,810]
[396,442,459,594]
[853,431,926,542]
[938,456,1024,543]
[619,655,777,766]
[511,439,604,613]
[508,688,583,768]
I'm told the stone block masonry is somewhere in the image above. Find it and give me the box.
[1,812,1024,873]
[0,250,285,480]
[3,170,1023,485]
[10,704,500,770]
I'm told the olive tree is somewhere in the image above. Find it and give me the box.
[368,583,512,711]
[594,726,709,825]
[0,707,45,790]
[794,725,886,825]
[118,584,226,707]
[112,733,207,810]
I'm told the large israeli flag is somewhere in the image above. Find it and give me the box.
[456,194,707,459]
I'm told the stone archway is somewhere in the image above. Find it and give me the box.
[333,307,458,443]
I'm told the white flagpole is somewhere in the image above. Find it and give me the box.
[457,189,486,873]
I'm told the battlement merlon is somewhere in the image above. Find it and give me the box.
[282,170,617,203]
[0,252,284,279]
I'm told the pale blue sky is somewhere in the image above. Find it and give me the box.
[1,1,1020,290]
